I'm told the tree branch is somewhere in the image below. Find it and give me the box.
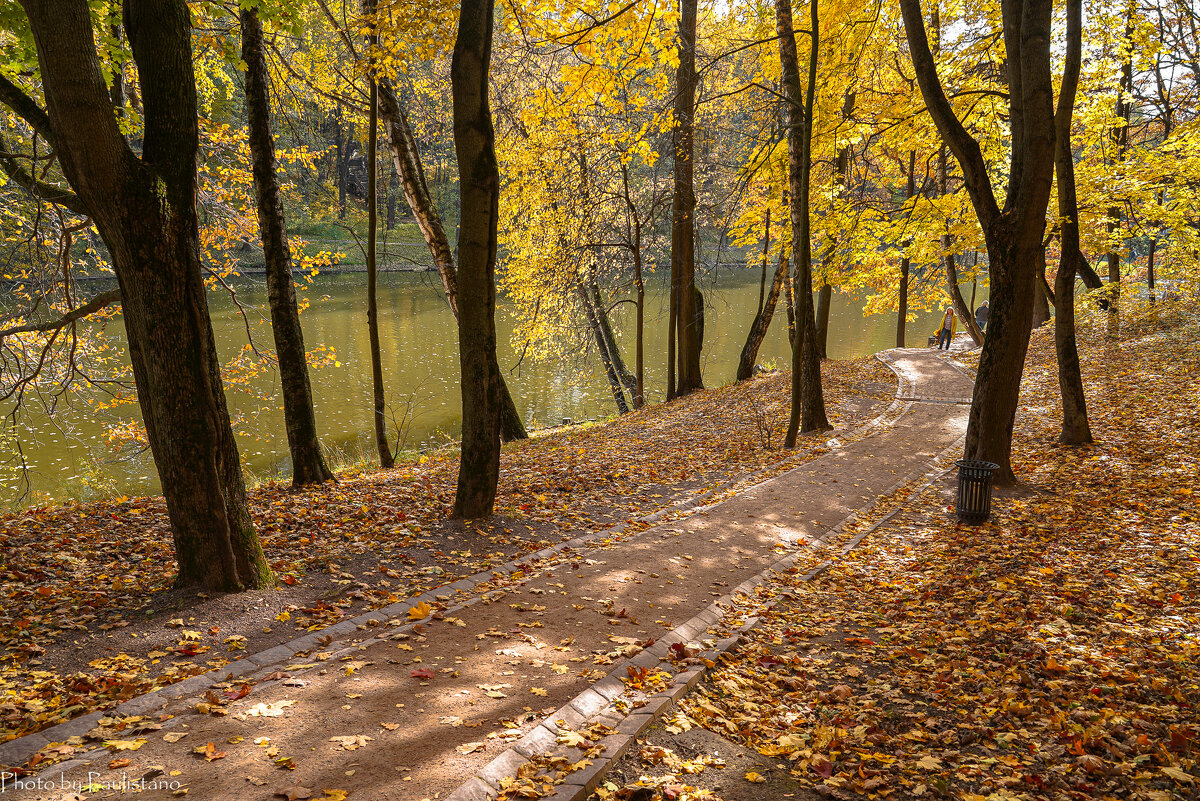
[896,0,1000,224]
[0,73,55,143]
[0,134,91,216]
[0,288,121,340]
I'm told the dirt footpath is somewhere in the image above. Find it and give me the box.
[16,350,973,801]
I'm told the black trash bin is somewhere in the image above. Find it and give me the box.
[954,460,999,523]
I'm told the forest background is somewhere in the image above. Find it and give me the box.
[0,0,1197,591]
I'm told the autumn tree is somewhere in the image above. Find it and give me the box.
[1050,0,1091,445]
[11,0,270,589]
[899,0,1057,482]
[241,4,335,485]
[777,0,829,445]
[451,0,504,517]
[669,0,703,399]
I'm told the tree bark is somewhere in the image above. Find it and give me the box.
[897,149,916,348]
[783,249,796,347]
[241,7,333,486]
[756,208,771,315]
[619,162,646,409]
[737,249,789,381]
[778,0,829,448]
[1052,0,1093,444]
[666,265,677,400]
[364,3,393,469]
[900,0,1056,483]
[579,283,630,414]
[377,79,527,441]
[634,254,645,408]
[17,0,269,590]
[1032,269,1051,327]
[671,0,702,396]
[814,283,831,359]
[451,0,503,518]
[591,282,636,392]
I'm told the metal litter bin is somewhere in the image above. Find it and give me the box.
[955,460,999,523]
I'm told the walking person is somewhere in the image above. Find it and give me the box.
[975,300,989,333]
[936,306,956,350]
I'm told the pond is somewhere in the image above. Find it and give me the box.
[0,269,961,506]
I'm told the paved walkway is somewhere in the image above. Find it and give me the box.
[19,350,972,801]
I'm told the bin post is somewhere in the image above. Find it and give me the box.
[954,460,1000,523]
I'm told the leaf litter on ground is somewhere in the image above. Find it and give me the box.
[0,359,892,749]
[612,317,1200,801]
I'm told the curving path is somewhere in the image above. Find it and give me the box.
[17,349,973,801]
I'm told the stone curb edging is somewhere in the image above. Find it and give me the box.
[442,355,969,801]
[0,358,912,772]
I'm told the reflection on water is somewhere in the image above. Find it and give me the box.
[1,270,954,505]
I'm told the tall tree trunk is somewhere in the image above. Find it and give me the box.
[634,252,645,408]
[18,0,270,590]
[783,250,796,347]
[451,0,503,518]
[364,5,393,469]
[579,283,630,414]
[591,282,635,391]
[900,0,1057,484]
[377,79,527,441]
[756,208,771,315]
[666,270,677,399]
[737,248,789,381]
[671,0,702,396]
[619,162,646,409]
[241,7,333,486]
[778,0,830,448]
[1052,0,1093,444]
[1032,268,1051,327]
[335,111,347,218]
[814,283,831,358]
[1146,236,1157,304]
[897,149,916,348]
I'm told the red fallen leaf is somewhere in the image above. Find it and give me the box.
[844,636,875,647]
[280,574,297,586]
[811,753,833,778]
[1170,728,1193,751]
[108,758,131,769]
[223,683,251,701]
[661,785,685,800]
[208,626,220,636]
[410,668,436,679]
